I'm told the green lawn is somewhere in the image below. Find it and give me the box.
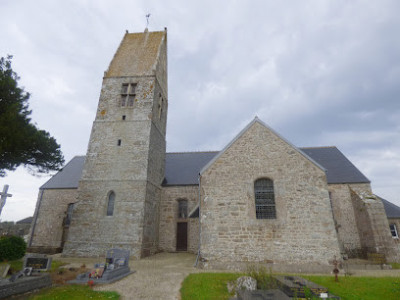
[181,273,400,300]
[29,285,119,300]
[181,273,242,300]
[303,275,400,300]
[0,258,23,273]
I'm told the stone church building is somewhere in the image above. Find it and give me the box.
[28,29,400,271]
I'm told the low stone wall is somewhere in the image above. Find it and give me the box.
[26,246,62,255]
[0,274,51,299]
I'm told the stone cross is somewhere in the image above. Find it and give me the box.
[0,184,12,217]
[146,13,151,27]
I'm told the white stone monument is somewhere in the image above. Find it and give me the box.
[0,184,12,217]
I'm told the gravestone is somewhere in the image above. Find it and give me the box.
[274,276,340,299]
[236,289,290,300]
[0,254,52,299]
[70,248,134,284]
[23,254,52,272]
[0,265,9,279]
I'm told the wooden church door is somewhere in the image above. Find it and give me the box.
[176,222,187,251]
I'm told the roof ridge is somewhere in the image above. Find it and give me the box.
[300,146,337,149]
[167,151,219,154]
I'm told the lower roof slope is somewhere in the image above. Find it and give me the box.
[378,195,400,218]
[41,146,369,189]
[300,147,370,184]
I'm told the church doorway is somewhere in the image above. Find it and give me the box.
[176,222,187,251]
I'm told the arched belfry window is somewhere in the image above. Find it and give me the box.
[107,191,115,216]
[254,178,276,219]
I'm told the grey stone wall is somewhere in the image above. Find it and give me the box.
[29,189,77,253]
[159,186,199,253]
[199,121,341,268]
[62,30,167,258]
[62,181,146,258]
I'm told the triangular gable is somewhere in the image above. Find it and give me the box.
[200,116,326,175]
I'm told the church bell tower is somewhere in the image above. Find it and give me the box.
[63,29,168,258]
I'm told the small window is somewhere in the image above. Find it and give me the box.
[178,199,188,219]
[254,178,276,219]
[122,115,126,120]
[390,224,398,238]
[120,95,126,107]
[107,191,115,216]
[117,139,121,146]
[120,83,136,107]
[65,203,74,226]
[121,83,129,94]
[128,95,135,107]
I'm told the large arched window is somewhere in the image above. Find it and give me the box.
[254,178,276,219]
[107,191,115,216]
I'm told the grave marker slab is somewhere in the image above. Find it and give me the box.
[0,265,10,278]
[69,248,134,284]
[23,254,52,272]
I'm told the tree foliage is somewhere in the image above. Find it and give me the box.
[0,55,64,176]
[0,235,26,261]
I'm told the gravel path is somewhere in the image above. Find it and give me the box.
[94,252,205,300]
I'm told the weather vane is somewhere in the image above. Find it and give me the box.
[146,13,151,28]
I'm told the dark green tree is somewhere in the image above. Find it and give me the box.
[0,55,64,176]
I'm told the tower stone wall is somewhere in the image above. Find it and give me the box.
[62,30,167,258]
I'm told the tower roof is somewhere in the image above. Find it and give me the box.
[105,30,166,77]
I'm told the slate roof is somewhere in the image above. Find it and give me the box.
[378,196,400,218]
[40,156,85,189]
[41,147,369,189]
[16,216,33,224]
[163,152,218,186]
[300,147,370,184]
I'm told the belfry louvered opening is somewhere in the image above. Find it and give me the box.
[254,178,276,219]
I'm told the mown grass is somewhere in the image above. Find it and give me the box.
[303,275,400,300]
[28,285,119,300]
[0,258,23,274]
[180,273,242,300]
[0,258,67,275]
[390,262,400,269]
[181,273,400,300]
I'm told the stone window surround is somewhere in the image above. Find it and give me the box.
[177,198,188,219]
[106,191,116,216]
[254,177,276,220]
[120,83,137,107]
[390,223,399,239]
[64,203,75,226]
[158,92,163,120]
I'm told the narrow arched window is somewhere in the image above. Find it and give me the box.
[65,203,75,226]
[107,191,115,216]
[178,199,188,219]
[254,178,276,219]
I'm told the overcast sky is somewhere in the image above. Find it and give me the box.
[1,0,399,221]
